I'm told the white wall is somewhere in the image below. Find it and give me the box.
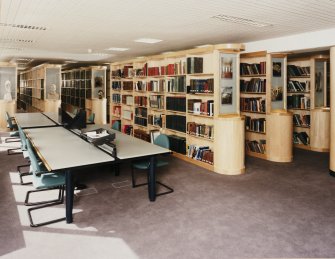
[244,28,335,53]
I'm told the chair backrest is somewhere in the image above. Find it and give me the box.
[88,113,95,123]
[5,112,14,130]
[18,126,27,150]
[112,120,120,131]
[153,134,170,149]
[26,139,45,175]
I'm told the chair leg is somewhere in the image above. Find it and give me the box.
[5,137,20,143]
[114,164,120,176]
[131,166,148,188]
[25,186,64,206]
[156,181,174,196]
[20,171,32,185]
[7,147,23,155]
[27,187,65,227]
[17,163,30,173]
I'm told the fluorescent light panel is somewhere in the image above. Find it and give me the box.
[134,38,162,44]
[211,14,272,28]
[0,22,47,30]
[106,47,129,51]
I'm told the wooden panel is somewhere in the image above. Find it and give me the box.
[266,111,293,162]
[310,108,330,152]
[330,47,335,171]
[44,99,61,113]
[214,116,245,175]
[91,98,107,124]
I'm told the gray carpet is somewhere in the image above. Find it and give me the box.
[1,132,335,259]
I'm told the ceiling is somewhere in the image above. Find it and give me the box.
[1,0,335,69]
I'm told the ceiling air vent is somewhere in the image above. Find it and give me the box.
[211,14,272,28]
[0,23,46,30]
[0,38,35,43]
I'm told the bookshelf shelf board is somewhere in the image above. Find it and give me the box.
[121,117,133,121]
[240,92,266,95]
[294,125,310,129]
[287,91,310,94]
[187,133,214,142]
[241,110,266,114]
[134,115,148,120]
[246,129,266,135]
[122,103,133,107]
[149,108,165,112]
[246,150,267,159]
[111,89,121,92]
[166,110,186,115]
[147,75,165,78]
[112,114,121,118]
[288,75,310,79]
[288,108,310,111]
[149,91,165,95]
[240,74,266,77]
[173,152,214,171]
[122,89,133,92]
[134,105,148,108]
[148,124,162,129]
[121,77,133,81]
[134,124,148,129]
[187,92,214,96]
[187,73,214,77]
[166,91,187,95]
[134,90,147,94]
[166,74,187,77]
[165,128,186,135]
[134,76,147,79]
[294,143,311,150]
[187,112,214,118]
[112,103,121,105]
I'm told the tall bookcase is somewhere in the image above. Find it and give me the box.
[110,44,245,174]
[240,51,293,162]
[19,64,61,113]
[61,66,107,124]
[287,54,330,152]
[0,63,17,130]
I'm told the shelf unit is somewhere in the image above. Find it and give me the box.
[61,66,107,124]
[0,63,17,130]
[240,51,293,162]
[19,64,61,112]
[287,54,330,152]
[110,44,245,173]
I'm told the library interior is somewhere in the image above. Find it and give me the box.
[1,1,335,258]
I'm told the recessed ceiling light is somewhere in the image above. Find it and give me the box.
[106,47,129,51]
[134,38,162,44]
[196,44,213,48]
[211,14,272,28]
[64,60,77,63]
[91,53,109,56]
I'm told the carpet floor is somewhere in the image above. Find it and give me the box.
[0,133,335,259]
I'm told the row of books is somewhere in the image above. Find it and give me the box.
[293,131,309,145]
[187,145,214,165]
[112,93,121,103]
[245,117,266,133]
[112,81,121,90]
[134,117,147,127]
[168,135,186,155]
[287,65,310,77]
[122,124,133,135]
[187,57,203,74]
[187,122,214,139]
[134,96,147,107]
[240,98,266,113]
[122,95,133,106]
[134,81,147,91]
[133,129,150,142]
[149,95,164,109]
[135,107,147,118]
[245,140,266,154]
[240,78,266,93]
[287,95,310,109]
[62,71,91,80]
[287,80,310,92]
[240,62,266,75]
[166,76,186,93]
[123,81,133,91]
[148,114,163,128]
[61,79,91,89]
[112,106,121,117]
[293,114,310,127]
[188,99,214,116]
[188,79,214,94]
[166,96,186,112]
[147,61,187,76]
[148,80,165,92]
[166,114,186,133]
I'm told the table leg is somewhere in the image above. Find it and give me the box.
[148,156,156,202]
[65,170,74,223]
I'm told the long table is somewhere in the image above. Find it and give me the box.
[14,112,57,129]
[24,122,171,224]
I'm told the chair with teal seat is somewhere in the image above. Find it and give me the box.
[87,113,95,124]
[24,139,66,227]
[5,112,22,155]
[17,126,33,185]
[112,120,120,131]
[131,134,173,197]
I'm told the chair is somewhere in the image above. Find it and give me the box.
[25,139,66,227]
[17,126,33,185]
[5,112,22,155]
[87,113,95,124]
[112,120,120,131]
[131,134,173,197]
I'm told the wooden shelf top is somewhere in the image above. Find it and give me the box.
[246,150,267,159]
[187,92,214,96]
[241,92,266,95]
[187,133,214,142]
[246,130,266,135]
[166,110,186,115]
[187,112,214,118]
[288,75,310,78]
[287,91,310,94]
[294,125,310,129]
[187,73,214,77]
[240,74,266,77]
[241,110,266,115]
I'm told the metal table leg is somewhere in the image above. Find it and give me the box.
[65,170,74,223]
